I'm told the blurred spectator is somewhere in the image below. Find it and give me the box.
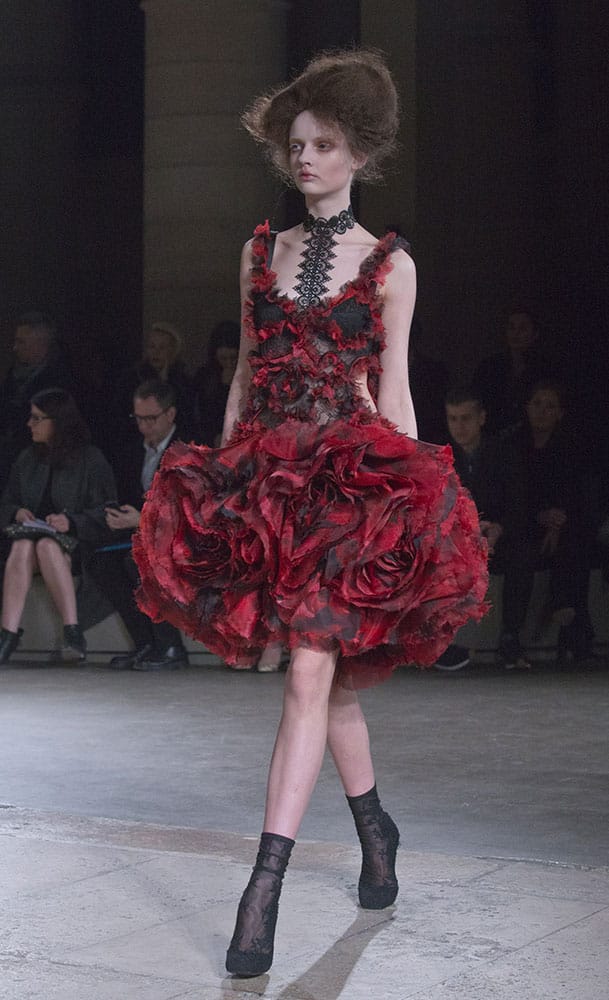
[0,388,116,664]
[0,313,73,487]
[498,380,590,668]
[436,387,507,670]
[113,322,199,446]
[407,316,449,443]
[194,320,240,447]
[473,309,550,436]
[89,380,189,671]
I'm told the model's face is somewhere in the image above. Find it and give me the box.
[526,389,563,434]
[132,394,176,447]
[28,404,54,445]
[145,331,176,373]
[446,401,486,450]
[506,312,536,352]
[288,111,361,201]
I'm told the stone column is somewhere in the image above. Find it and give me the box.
[141,0,287,368]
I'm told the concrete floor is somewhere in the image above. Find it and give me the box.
[1,657,608,999]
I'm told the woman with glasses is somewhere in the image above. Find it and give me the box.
[0,387,116,663]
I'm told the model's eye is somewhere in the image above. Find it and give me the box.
[317,141,332,151]
[288,142,302,153]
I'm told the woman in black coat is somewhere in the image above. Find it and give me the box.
[0,387,116,663]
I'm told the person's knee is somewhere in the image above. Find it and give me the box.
[285,649,337,709]
[6,539,35,568]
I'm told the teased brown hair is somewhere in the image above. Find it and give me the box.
[242,49,399,183]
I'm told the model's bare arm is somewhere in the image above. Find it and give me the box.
[376,249,418,437]
[221,240,255,445]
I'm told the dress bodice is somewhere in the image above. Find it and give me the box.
[239,222,408,430]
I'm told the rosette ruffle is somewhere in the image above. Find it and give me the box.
[134,417,488,689]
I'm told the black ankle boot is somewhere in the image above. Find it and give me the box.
[347,784,399,909]
[226,832,294,977]
[62,624,86,661]
[0,627,23,664]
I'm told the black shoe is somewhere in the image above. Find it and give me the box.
[226,832,294,977]
[61,625,86,662]
[435,644,470,671]
[109,644,153,670]
[0,627,23,664]
[132,645,188,671]
[347,784,399,909]
[498,632,531,671]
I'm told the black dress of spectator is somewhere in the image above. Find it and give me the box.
[112,322,199,448]
[407,317,449,444]
[193,320,240,447]
[0,313,73,489]
[473,309,549,437]
[0,388,116,663]
[499,380,591,666]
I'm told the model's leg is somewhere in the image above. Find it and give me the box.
[226,646,337,977]
[328,681,399,909]
[35,538,77,624]
[0,540,36,661]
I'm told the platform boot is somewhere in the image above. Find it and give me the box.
[226,832,294,977]
[347,784,399,909]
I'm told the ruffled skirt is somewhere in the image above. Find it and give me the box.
[133,417,488,688]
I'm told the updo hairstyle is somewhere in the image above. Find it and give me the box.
[242,49,399,183]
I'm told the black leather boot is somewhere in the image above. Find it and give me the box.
[347,784,399,909]
[62,624,86,661]
[226,832,294,977]
[0,627,23,664]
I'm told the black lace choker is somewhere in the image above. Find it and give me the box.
[302,205,356,236]
[294,206,355,308]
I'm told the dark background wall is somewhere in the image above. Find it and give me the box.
[0,1,606,391]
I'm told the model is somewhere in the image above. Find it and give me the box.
[133,49,488,978]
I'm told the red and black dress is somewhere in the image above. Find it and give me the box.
[133,223,488,688]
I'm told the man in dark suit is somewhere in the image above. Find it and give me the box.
[90,379,189,670]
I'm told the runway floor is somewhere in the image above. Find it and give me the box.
[1,657,608,998]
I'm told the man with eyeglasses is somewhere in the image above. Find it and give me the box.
[89,379,189,671]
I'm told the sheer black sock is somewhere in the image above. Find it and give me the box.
[347,784,399,909]
[226,832,294,977]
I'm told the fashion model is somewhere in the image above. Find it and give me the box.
[134,49,488,978]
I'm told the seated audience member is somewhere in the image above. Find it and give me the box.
[407,317,449,444]
[0,388,116,663]
[498,380,589,669]
[436,388,507,670]
[89,380,189,671]
[194,320,240,447]
[0,313,73,488]
[473,308,549,436]
[113,322,199,446]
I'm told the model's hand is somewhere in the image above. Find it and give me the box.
[46,513,70,533]
[105,504,140,530]
[14,508,35,524]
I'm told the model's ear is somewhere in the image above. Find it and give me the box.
[352,151,368,172]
